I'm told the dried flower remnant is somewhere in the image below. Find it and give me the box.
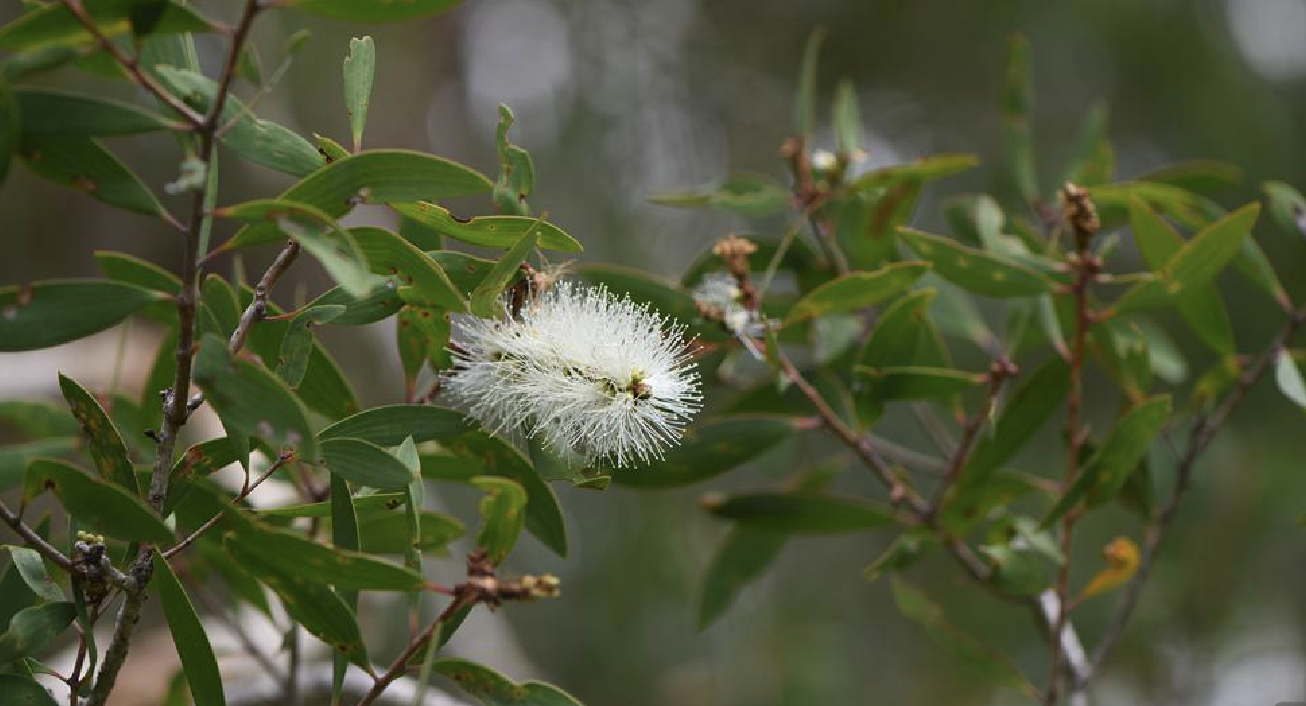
[692,271,774,359]
[445,281,701,468]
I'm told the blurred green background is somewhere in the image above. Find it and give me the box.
[3,1,1306,704]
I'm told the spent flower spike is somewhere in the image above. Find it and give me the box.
[445,281,701,468]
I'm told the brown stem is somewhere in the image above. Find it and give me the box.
[86,3,264,704]
[927,359,1016,518]
[162,452,295,560]
[67,631,88,706]
[354,596,471,706]
[1088,300,1306,678]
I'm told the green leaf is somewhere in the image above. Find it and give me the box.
[832,78,861,156]
[342,36,374,152]
[706,492,894,534]
[432,658,585,706]
[261,492,405,518]
[0,675,57,706]
[152,551,223,706]
[1140,160,1243,196]
[320,404,466,446]
[856,289,936,368]
[1275,350,1306,411]
[192,334,319,464]
[19,134,166,216]
[1001,34,1038,204]
[287,0,462,22]
[24,459,171,542]
[956,357,1068,490]
[321,437,414,490]
[899,228,1050,297]
[1263,180,1306,237]
[1112,204,1261,315]
[846,154,978,194]
[328,472,358,701]
[470,223,539,317]
[977,544,1050,597]
[1063,103,1113,187]
[650,172,790,218]
[472,476,527,565]
[94,250,181,295]
[698,527,786,629]
[0,439,78,489]
[0,602,76,665]
[217,200,375,298]
[0,1,215,52]
[227,521,426,591]
[863,532,935,582]
[1128,198,1234,353]
[277,305,345,387]
[14,87,177,134]
[783,262,929,325]
[854,366,986,400]
[890,577,1037,696]
[307,283,403,325]
[315,133,350,163]
[357,510,463,556]
[0,75,15,186]
[349,226,466,310]
[391,203,582,252]
[222,538,369,669]
[245,296,360,421]
[1092,180,1219,230]
[5,546,64,602]
[614,415,800,488]
[153,66,323,177]
[794,28,824,141]
[225,150,492,248]
[1043,395,1172,526]
[58,373,138,493]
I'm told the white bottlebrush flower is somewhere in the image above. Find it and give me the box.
[691,271,773,359]
[444,281,701,468]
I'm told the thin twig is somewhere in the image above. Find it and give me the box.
[163,452,295,560]
[228,241,302,355]
[1088,300,1306,677]
[927,359,1015,517]
[0,499,77,573]
[354,596,471,706]
[58,0,207,127]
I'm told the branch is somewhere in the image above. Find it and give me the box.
[927,358,1016,517]
[58,0,207,127]
[0,499,77,573]
[86,3,264,704]
[162,451,295,560]
[354,595,470,706]
[1088,299,1306,677]
[227,241,301,358]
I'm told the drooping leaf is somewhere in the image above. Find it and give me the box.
[152,551,224,706]
[472,476,527,565]
[698,527,786,629]
[14,87,177,134]
[898,228,1050,297]
[192,334,318,464]
[19,134,166,216]
[783,262,929,325]
[5,546,64,602]
[349,226,466,310]
[24,459,171,542]
[94,250,181,295]
[391,202,582,252]
[321,437,414,490]
[614,416,800,488]
[0,602,76,665]
[319,404,466,446]
[0,0,216,52]
[216,200,375,298]
[225,151,492,248]
[706,492,894,534]
[342,36,374,152]
[227,521,426,591]
[58,373,138,493]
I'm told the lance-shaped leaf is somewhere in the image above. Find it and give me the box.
[227,521,426,591]
[357,510,463,556]
[391,202,582,253]
[0,602,76,665]
[19,134,166,216]
[890,577,1039,697]
[24,459,171,542]
[855,365,986,400]
[15,88,177,135]
[342,36,374,152]
[216,200,375,298]
[288,0,462,22]
[783,262,930,325]
[614,415,800,488]
[957,357,1068,489]
[0,1,216,52]
[223,537,370,670]
[431,658,585,706]
[472,476,526,565]
[243,292,360,422]
[152,551,223,706]
[58,373,138,493]
[307,283,403,326]
[698,527,786,629]
[470,223,539,317]
[1043,395,1172,526]
[349,226,465,310]
[1001,35,1038,204]
[94,250,181,295]
[443,431,567,557]
[192,334,318,464]
[1128,198,1234,353]
[277,305,346,387]
[262,492,405,518]
[226,150,492,248]
[705,492,894,534]
[154,66,323,177]
[5,546,64,602]
[649,172,790,217]
[1112,204,1261,315]
[847,154,979,194]
[320,404,466,446]
[321,437,414,490]
[0,76,15,185]
[899,228,1051,297]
